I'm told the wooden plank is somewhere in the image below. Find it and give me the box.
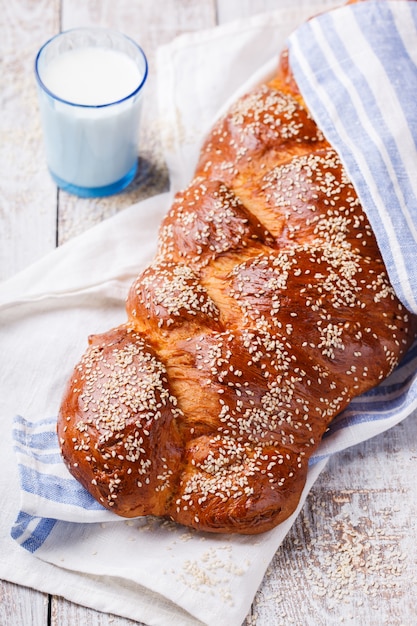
[212,1,417,622]
[0,0,60,281]
[50,0,216,624]
[51,597,143,626]
[0,1,60,621]
[0,580,49,625]
[56,0,217,247]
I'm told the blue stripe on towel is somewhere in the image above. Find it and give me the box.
[14,415,58,428]
[11,511,57,553]
[15,445,64,465]
[18,463,105,510]
[13,426,59,451]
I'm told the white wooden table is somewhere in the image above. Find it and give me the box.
[1,1,417,624]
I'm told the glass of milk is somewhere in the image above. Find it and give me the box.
[35,28,148,197]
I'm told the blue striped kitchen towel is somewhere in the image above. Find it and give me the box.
[11,416,117,551]
[288,0,417,313]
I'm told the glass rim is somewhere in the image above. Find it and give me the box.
[34,27,148,109]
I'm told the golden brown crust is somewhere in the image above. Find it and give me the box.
[58,22,417,534]
[58,326,184,517]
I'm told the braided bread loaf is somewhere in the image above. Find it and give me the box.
[58,41,417,535]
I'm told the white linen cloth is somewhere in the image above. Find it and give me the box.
[1,2,417,626]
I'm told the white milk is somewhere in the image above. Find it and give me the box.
[42,48,142,106]
[36,32,148,195]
